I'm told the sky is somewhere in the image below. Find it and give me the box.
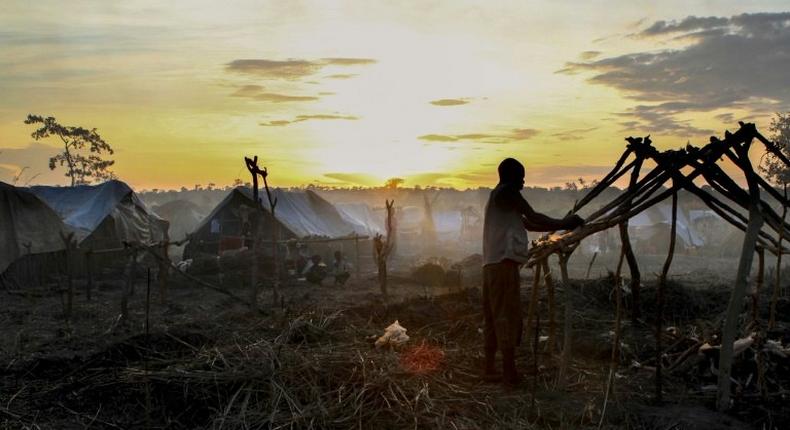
[0,1,789,190]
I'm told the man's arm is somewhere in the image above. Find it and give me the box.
[495,186,583,232]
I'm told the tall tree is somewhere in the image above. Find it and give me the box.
[24,114,115,186]
[761,112,790,185]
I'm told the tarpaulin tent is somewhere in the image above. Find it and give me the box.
[336,202,384,236]
[29,180,168,251]
[628,203,704,253]
[152,199,206,261]
[0,182,69,274]
[184,187,359,258]
[153,199,205,242]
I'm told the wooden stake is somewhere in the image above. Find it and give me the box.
[656,192,678,404]
[752,248,765,325]
[59,232,76,320]
[557,252,573,387]
[718,205,763,411]
[718,136,764,412]
[541,259,556,355]
[770,184,787,329]
[524,263,543,346]
[355,233,361,280]
[121,249,137,323]
[85,250,93,302]
[585,251,597,280]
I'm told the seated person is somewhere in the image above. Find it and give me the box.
[332,250,352,286]
[303,254,328,286]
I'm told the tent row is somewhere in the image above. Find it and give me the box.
[1,180,168,274]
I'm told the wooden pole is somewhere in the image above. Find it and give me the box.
[557,252,573,386]
[656,192,678,403]
[752,248,765,325]
[718,205,763,411]
[585,251,597,280]
[718,136,764,412]
[770,184,787,329]
[355,233,361,279]
[59,232,75,320]
[524,263,543,346]
[85,250,93,302]
[121,249,137,323]
[621,154,644,323]
[540,259,556,355]
[244,155,262,308]
[158,242,169,304]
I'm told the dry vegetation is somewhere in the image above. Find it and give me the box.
[2,260,788,429]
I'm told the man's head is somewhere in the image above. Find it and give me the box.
[498,158,525,189]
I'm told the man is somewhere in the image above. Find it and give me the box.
[303,254,328,285]
[482,158,584,386]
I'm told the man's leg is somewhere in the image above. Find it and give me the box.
[500,262,523,386]
[482,266,500,381]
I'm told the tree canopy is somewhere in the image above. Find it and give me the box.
[24,114,115,186]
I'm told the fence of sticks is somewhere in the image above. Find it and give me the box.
[524,121,790,412]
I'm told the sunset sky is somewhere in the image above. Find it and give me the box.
[1,1,789,189]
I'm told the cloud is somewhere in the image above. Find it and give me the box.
[419,128,539,144]
[715,112,735,123]
[321,58,377,65]
[551,127,599,140]
[260,113,359,126]
[429,98,469,106]
[231,85,319,103]
[578,50,602,60]
[322,172,380,186]
[419,134,459,142]
[226,57,376,79]
[325,74,356,79]
[560,12,790,136]
[637,16,730,37]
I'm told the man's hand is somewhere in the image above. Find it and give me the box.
[563,214,585,230]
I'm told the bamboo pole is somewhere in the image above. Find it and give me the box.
[656,192,678,403]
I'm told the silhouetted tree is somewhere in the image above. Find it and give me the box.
[384,177,404,189]
[761,112,790,185]
[24,114,114,186]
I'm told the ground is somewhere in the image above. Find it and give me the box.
[1,258,788,429]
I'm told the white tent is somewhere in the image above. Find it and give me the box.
[335,202,384,236]
[0,182,69,273]
[30,180,168,249]
[193,187,360,239]
[628,204,704,248]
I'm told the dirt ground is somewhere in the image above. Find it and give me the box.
[1,260,788,429]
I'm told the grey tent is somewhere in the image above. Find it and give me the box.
[152,199,207,261]
[0,181,69,274]
[335,202,384,236]
[30,180,169,251]
[153,199,206,242]
[184,187,359,258]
